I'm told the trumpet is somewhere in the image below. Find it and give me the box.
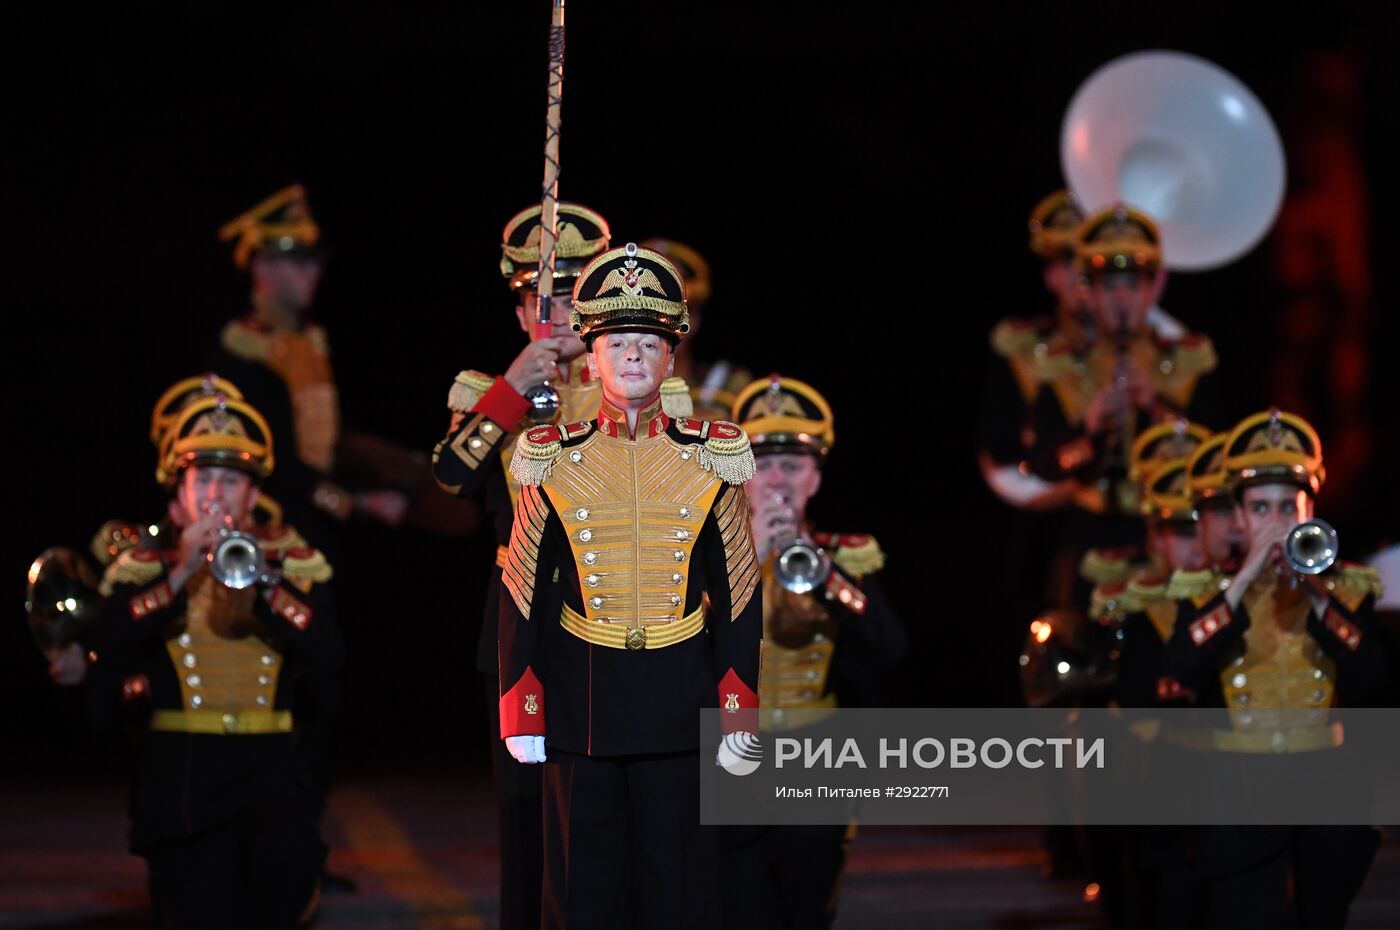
[773,538,831,595]
[201,502,271,590]
[1284,519,1339,576]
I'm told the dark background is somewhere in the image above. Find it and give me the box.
[8,3,1398,779]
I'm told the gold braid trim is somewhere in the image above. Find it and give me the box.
[1333,565,1383,612]
[714,485,760,617]
[660,377,694,418]
[101,551,164,595]
[448,370,496,413]
[508,432,562,487]
[831,537,886,579]
[1079,548,1135,585]
[697,425,756,485]
[259,526,308,557]
[502,484,550,617]
[1166,568,1225,603]
[282,548,333,584]
[1172,336,1218,374]
[220,320,272,363]
[1030,351,1075,382]
[990,319,1041,358]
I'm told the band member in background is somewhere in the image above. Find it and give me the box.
[721,374,906,929]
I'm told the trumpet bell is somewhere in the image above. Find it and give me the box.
[774,538,831,594]
[209,531,266,589]
[1284,519,1338,575]
[1062,50,1286,271]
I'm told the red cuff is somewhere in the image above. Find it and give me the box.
[473,378,531,429]
[500,665,546,738]
[269,587,313,631]
[718,667,758,735]
[1188,600,1231,646]
[1323,606,1362,652]
[129,581,174,621]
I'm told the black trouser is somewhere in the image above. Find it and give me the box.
[1169,826,1381,930]
[720,825,849,930]
[542,749,718,930]
[484,673,544,930]
[144,778,325,930]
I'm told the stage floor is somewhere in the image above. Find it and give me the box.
[2,776,1397,928]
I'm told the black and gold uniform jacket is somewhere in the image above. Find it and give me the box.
[496,398,763,756]
[80,524,341,851]
[1161,564,1388,722]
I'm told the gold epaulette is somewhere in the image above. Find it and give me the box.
[1079,547,1137,585]
[990,318,1041,358]
[1169,333,1218,374]
[220,320,272,362]
[1030,348,1075,382]
[257,524,308,558]
[280,546,333,586]
[1090,581,1138,621]
[509,423,567,487]
[1126,572,1169,603]
[101,548,164,595]
[1330,563,1383,612]
[660,377,694,418]
[1166,568,1228,607]
[694,421,756,486]
[815,534,886,579]
[448,370,496,414]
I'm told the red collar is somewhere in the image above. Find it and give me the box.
[597,396,668,440]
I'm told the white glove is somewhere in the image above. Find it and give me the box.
[505,735,547,764]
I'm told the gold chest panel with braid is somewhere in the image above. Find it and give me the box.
[1219,579,1336,739]
[543,430,723,642]
[165,569,283,713]
[501,379,603,510]
[760,564,839,714]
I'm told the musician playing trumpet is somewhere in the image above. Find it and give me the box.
[721,375,907,930]
[1158,408,1387,930]
[54,392,341,928]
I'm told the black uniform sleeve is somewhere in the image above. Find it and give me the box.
[701,484,764,732]
[432,378,529,499]
[496,482,558,739]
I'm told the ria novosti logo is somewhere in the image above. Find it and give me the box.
[716,732,763,776]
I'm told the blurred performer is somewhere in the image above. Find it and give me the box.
[53,394,342,929]
[496,243,762,930]
[215,185,451,533]
[980,190,1090,509]
[642,237,751,420]
[430,202,613,930]
[720,375,906,930]
[1161,409,1387,930]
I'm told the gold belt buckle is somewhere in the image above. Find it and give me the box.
[626,628,647,650]
[222,712,240,734]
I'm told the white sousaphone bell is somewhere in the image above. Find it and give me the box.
[1061,50,1287,272]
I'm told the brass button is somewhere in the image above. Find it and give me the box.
[190,695,204,708]
[256,696,269,707]
[587,574,600,587]
[591,596,604,609]
[671,595,682,607]
[672,572,683,584]
[584,552,598,566]
[183,654,197,668]
[576,508,590,521]
[680,451,692,461]
[222,712,238,732]
[1231,673,1247,689]
[481,423,494,434]
[674,551,686,562]
[626,628,647,650]
[470,438,482,449]
[261,655,275,666]
[580,530,593,543]
[186,674,201,688]
[679,507,691,518]
[258,675,271,686]
[570,451,583,463]
[177,633,192,647]
[676,530,690,541]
